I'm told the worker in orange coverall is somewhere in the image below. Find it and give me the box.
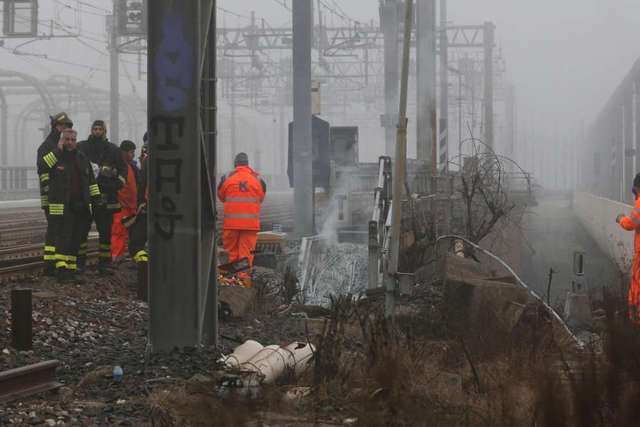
[217,153,266,286]
[111,140,138,262]
[616,173,640,322]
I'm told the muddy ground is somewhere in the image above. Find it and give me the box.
[0,263,313,425]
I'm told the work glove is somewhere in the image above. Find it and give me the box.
[99,166,117,179]
[616,214,625,224]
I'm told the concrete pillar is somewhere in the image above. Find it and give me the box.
[438,0,448,171]
[416,0,436,168]
[110,0,120,144]
[483,22,495,149]
[624,95,634,204]
[381,0,400,157]
[148,0,217,350]
[292,0,314,236]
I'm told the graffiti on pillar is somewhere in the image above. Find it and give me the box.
[151,116,186,240]
[150,7,195,241]
[153,12,194,112]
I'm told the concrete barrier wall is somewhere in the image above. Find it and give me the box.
[573,192,634,271]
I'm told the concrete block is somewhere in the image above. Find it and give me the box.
[563,292,592,330]
[444,269,531,335]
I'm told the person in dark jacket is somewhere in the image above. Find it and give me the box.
[77,120,127,274]
[49,129,101,283]
[36,112,74,276]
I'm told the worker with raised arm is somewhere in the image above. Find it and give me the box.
[217,153,267,287]
[48,129,101,283]
[616,173,640,322]
[36,112,74,276]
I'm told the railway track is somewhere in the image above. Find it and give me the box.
[0,192,326,283]
[0,236,99,284]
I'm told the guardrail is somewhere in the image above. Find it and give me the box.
[0,167,38,192]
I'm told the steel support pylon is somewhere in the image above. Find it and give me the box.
[148,0,218,351]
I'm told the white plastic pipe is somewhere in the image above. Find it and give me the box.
[284,342,315,376]
[223,340,264,368]
[236,342,316,384]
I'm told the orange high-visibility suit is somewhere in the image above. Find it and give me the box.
[111,162,137,259]
[217,165,266,273]
[619,196,640,321]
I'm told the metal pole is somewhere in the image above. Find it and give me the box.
[438,0,448,172]
[387,0,413,319]
[505,84,515,171]
[457,72,462,169]
[148,0,208,351]
[624,95,634,204]
[292,0,314,237]
[635,82,640,177]
[230,62,237,162]
[201,0,218,346]
[416,0,436,167]
[381,0,399,157]
[0,89,6,167]
[11,289,32,351]
[483,22,494,149]
[110,0,120,144]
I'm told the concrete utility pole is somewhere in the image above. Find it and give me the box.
[381,0,400,157]
[438,0,448,171]
[416,0,436,169]
[483,22,495,149]
[635,83,640,176]
[624,95,633,204]
[148,0,218,351]
[387,0,413,320]
[110,0,120,144]
[0,89,6,166]
[292,0,314,237]
[505,84,515,166]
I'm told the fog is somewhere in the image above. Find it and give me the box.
[1,0,640,189]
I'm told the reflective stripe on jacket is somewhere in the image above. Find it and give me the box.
[217,166,266,231]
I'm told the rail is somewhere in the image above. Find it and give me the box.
[0,360,62,404]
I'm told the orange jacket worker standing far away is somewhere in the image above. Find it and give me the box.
[217,152,267,286]
[617,173,640,323]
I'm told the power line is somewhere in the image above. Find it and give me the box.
[270,0,291,11]
[217,6,251,21]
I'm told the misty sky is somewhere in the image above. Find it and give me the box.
[2,0,640,145]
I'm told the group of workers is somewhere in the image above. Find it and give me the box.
[37,112,149,284]
[37,112,266,287]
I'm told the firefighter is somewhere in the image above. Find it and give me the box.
[617,173,640,322]
[48,129,101,283]
[111,140,139,262]
[77,120,127,274]
[36,112,74,276]
[217,153,267,286]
